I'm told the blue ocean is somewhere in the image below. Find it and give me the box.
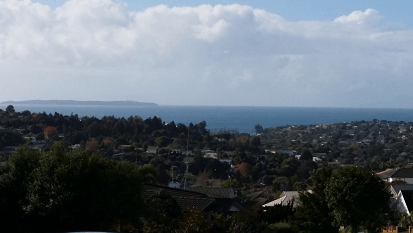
[2,104,413,134]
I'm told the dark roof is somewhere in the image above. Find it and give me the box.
[185,187,235,198]
[143,184,214,212]
[391,168,413,178]
[174,196,215,212]
[392,185,413,195]
[245,191,264,201]
[143,184,207,200]
[401,190,413,212]
[212,198,245,213]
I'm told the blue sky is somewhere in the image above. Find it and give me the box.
[1,0,413,107]
[37,0,413,28]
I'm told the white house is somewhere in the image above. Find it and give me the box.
[393,190,413,215]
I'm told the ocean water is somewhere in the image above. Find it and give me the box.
[2,104,413,134]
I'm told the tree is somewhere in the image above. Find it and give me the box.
[6,105,15,113]
[291,168,338,233]
[155,136,168,148]
[44,126,58,139]
[85,138,99,152]
[0,142,149,232]
[176,208,211,233]
[234,162,252,177]
[300,150,312,161]
[142,142,148,152]
[325,166,390,233]
[255,124,263,134]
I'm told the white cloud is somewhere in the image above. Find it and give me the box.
[334,8,380,24]
[0,0,413,108]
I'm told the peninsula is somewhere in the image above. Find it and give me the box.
[1,100,158,107]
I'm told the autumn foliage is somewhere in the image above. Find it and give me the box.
[85,139,99,152]
[102,137,115,147]
[234,162,252,177]
[44,126,58,139]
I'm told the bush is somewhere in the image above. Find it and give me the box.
[268,222,296,233]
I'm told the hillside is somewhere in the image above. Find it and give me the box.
[1,100,158,106]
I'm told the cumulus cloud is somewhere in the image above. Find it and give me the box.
[0,1,412,107]
[334,8,380,24]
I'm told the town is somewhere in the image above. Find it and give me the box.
[1,105,413,232]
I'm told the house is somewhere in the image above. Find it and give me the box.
[69,144,81,150]
[245,191,274,209]
[389,185,413,198]
[312,157,322,162]
[392,190,413,216]
[23,136,36,143]
[204,152,218,159]
[185,187,245,213]
[263,191,300,208]
[376,168,399,183]
[328,162,343,167]
[313,153,327,158]
[146,147,158,154]
[262,191,311,208]
[219,158,232,164]
[28,144,45,151]
[144,184,215,214]
[144,184,245,215]
[377,168,413,184]
[0,146,18,155]
[185,187,235,198]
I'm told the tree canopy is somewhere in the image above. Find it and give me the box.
[325,166,390,233]
[292,167,390,233]
[0,142,154,232]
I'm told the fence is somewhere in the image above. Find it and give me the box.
[382,226,398,233]
[381,226,413,233]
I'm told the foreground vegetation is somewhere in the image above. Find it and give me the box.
[0,143,392,232]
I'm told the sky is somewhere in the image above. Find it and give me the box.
[1,0,413,108]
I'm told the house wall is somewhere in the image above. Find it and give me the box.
[389,177,413,184]
[395,194,410,215]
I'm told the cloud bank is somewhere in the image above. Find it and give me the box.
[1,0,412,107]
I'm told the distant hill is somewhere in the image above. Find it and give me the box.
[1,100,158,107]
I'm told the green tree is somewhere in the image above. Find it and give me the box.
[0,147,41,232]
[291,168,338,233]
[142,142,148,151]
[325,166,390,233]
[155,136,169,148]
[0,142,149,232]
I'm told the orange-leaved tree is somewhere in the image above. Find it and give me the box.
[234,162,252,177]
[44,126,58,139]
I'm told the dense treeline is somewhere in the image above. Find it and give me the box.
[0,105,263,153]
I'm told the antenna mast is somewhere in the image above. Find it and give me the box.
[182,125,190,189]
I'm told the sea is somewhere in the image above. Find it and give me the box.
[2,104,413,134]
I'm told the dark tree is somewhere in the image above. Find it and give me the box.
[325,166,390,233]
[291,168,338,233]
[0,142,151,232]
[6,105,15,113]
[300,150,312,161]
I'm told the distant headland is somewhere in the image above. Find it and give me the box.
[1,100,158,107]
